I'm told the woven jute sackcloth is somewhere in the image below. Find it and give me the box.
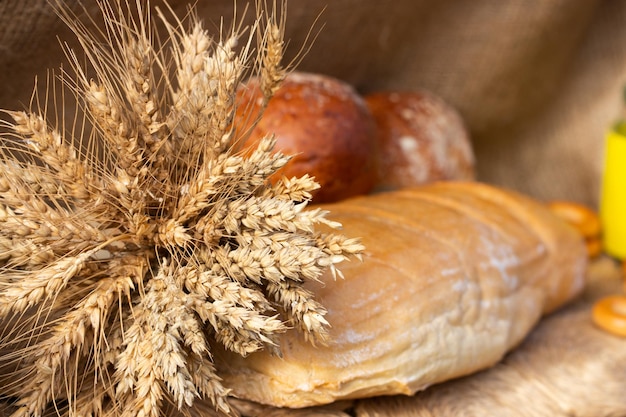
[2,0,626,207]
[1,1,626,417]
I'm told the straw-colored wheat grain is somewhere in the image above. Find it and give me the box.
[84,80,139,173]
[267,279,330,345]
[181,265,271,313]
[0,1,364,416]
[0,248,100,316]
[4,111,91,201]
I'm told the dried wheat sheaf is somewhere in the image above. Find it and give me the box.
[0,2,363,417]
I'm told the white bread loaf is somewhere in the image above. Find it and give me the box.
[214,182,588,407]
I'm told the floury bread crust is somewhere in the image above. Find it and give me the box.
[365,91,476,191]
[214,182,588,408]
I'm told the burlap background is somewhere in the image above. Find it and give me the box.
[1,0,625,208]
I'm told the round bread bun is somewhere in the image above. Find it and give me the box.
[365,90,475,191]
[235,72,378,203]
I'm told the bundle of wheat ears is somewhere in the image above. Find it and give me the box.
[0,2,364,417]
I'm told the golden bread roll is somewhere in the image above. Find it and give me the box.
[214,181,587,407]
[365,91,475,192]
[235,72,378,203]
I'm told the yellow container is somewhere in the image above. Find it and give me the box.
[600,126,626,259]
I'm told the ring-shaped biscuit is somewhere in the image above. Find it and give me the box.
[547,201,601,239]
[586,238,603,259]
[592,295,626,337]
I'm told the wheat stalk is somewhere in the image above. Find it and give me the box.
[0,1,364,417]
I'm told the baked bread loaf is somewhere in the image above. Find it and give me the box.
[235,72,378,203]
[356,258,626,417]
[365,91,475,191]
[214,181,587,408]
